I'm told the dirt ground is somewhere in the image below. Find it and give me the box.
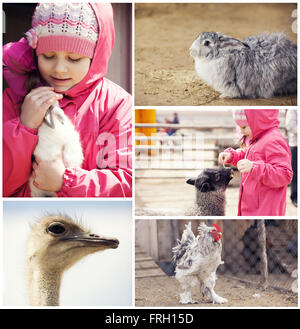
[135,3,297,106]
[135,275,298,307]
[135,178,298,217]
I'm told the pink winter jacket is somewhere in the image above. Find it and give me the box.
[3,4,132,197]
[225,110,293,216]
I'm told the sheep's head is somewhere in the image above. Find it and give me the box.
[186,168,233,193]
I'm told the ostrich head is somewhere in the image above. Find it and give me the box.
[26,214,119,306]
[27,215,119,273]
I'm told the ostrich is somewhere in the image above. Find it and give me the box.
[26,214,119,306]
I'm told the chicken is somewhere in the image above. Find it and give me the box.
[173,222,227,304]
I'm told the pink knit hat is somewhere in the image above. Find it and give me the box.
[233,110,248,126]
[25,3,99,58]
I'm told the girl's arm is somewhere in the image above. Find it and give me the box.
[3,89,38,196]
[250,139,293,188]
[224,147,247,166]
[56,167,132,197]
[56,93,132,197]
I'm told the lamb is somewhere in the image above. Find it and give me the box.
[184,168,233,216]
[135,167,233,216]
[29,104,84,197]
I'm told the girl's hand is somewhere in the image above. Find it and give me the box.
[32,156,65,192]
[218,152,231,165]
[237,159,253,173]
[21,87,63,129]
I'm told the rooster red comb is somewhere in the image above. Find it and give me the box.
[210,223,222,242]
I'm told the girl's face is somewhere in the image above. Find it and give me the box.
[239,125,253,140]
[38,51,91,92]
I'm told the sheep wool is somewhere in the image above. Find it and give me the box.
[185,168,233,216]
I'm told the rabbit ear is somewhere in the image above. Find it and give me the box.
[218,35,249,50]
[44,108,55,129]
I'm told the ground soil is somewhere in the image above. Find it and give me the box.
[135,3,297,106]
[135,275,298,307]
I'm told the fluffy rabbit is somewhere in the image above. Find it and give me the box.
[29,104,84,197]
[190,32,297,98]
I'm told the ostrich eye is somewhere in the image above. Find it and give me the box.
[188,259,193,266]
[47,222,66,235]
[204,40,210,46]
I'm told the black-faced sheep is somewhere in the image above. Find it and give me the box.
[135,167,233,216]
[185,168,234,216]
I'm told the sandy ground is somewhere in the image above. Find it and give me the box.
[135,275,298,307]
[135,177,298,217]
[135,3,297,106]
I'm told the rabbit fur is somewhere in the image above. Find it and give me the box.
[190,32,297,98]
[29,104,84,197]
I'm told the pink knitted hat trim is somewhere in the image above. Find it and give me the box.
[36,35,95,58]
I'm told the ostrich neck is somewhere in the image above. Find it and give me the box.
[27,265,62,306]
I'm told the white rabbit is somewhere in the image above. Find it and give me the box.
[29,103,84,197]
[190,32,297,98]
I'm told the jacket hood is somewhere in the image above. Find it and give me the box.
[63,3,115,98]
[244,110,280,141]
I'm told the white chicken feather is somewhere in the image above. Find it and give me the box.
[173,222,227,304]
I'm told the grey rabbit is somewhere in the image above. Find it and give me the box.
[190,32,297,98]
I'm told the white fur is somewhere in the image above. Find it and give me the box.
[190,39,229,95]
[29,105,84,197]
[193,57,240,98]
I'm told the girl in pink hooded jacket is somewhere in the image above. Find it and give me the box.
[3,3,132,197]
[219,110,293,216]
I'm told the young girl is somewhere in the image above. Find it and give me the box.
[3,3,132,197]
[219,110,293,216]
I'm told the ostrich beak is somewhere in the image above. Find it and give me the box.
[61,233,119,249]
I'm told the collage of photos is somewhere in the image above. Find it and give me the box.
[0,0,299,315]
